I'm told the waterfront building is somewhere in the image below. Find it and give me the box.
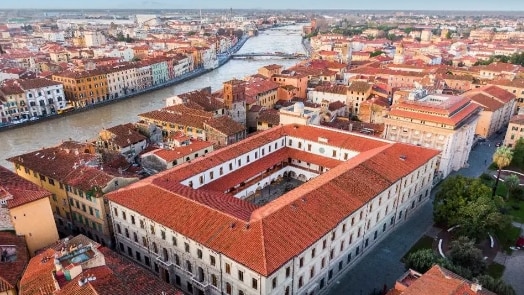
[106,63,139,99]
[463,85,516,138]
[150,58,170,86]
[136,61,153,90]
[384,91,481,179]
[0,166,59,256]
[10,78,66,117]
[7,141,140,247]
[0,81,27,123]
[19,235,182,295]
[108,124,439,295]
[0,232,28,295]
[52,69,109,108]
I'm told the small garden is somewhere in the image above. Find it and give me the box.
[404,170,519,295]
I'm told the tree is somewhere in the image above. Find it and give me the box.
[448,236,486,277]
[493,146,513,196]
[504,174,520,199]
[433,176,509,240]
[404,249,440,273]
[455,195,508,240]
[511,138,524,169]
[434,176,490,226]
[370,50,385,57]
[477,275,517,295]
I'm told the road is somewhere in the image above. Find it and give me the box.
[326,133,502,295]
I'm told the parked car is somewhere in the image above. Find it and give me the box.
[496,142,502,147]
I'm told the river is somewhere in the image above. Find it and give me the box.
[0,25,306,169]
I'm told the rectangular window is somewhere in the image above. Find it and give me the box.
[286,266,291,277]
[210,255,216,266]
[238,270,244,281]
[225,263,231,274]
[252,278,258,290]
[184,242,190,253]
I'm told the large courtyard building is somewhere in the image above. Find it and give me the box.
[108,124,439,295]
[383,91,481,179]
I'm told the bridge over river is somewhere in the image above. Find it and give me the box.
[231,52,308,59]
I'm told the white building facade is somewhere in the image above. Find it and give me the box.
[108,125,439,295]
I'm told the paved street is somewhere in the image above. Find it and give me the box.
[326,135,501,295]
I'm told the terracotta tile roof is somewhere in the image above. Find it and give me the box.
[139,109,209,129]
[244,78,279,97]
[204,116,246,136]
[0,166,51,209]
[389,102,481,127]
[108,125,440,276]
[53,69,107,79]
[176,88,225,112]
[313,84,348,95]
[467,93,504,112]
[147,140,214,162]
[257,109,280,126]
[7,141,135,192]
[19,235,182,295]
[483,62,521,73]
[14,78,62,89]
[348,81,372,93]
[394,265,495,295]
[475,85,516,103]
[329,101,347,111]
[19,248,57,295]
[0,232,28,293]
[103,123,147,148]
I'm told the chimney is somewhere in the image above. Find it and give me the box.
[470,283,482,293]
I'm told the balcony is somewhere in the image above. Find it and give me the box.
[173,263,193,277]
[155,256,173,267]
[191,276,209,289]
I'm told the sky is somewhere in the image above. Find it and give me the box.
[0,0,523,11]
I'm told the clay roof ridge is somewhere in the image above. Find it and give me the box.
[153,183,251,223]
[249,144,391,222]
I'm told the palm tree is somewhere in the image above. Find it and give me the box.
[492,146,513,197]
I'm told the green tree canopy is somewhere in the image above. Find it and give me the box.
[493,146,513,196]
[511,138,524,169]
[433,176,509,240]
[404,249,440,273]
[448,236,486,277]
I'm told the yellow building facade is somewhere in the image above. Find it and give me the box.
[52,69,109,108]
[1,166,59,256]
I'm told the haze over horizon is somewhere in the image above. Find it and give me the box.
[0,0,523,11]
